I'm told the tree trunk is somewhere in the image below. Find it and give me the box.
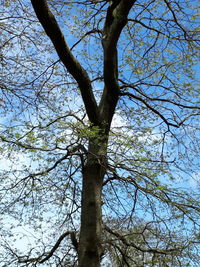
[78,137,107,267]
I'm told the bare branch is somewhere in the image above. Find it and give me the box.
[105,225,185,255]
[31,0,100,125]
[120,92,179,128]
[99,0,136,127]
[18,231,76,264]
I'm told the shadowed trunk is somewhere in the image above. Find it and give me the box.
[78,137,107,267]
[30,1,135,266]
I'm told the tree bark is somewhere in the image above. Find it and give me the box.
[78,137,107,267]
[30,0,100,126]
[30,1,135,266]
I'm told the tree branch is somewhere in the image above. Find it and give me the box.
[31,0,99,125]
[99,0,136,128]
[18,231,77,264]
[105,225,184,255]
[163,0,188,39]
[120,92,179,128]
[120,83,200,109]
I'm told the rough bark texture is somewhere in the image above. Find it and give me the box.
[78,138,107,267]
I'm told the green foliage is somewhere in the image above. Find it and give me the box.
[0,0,200,266]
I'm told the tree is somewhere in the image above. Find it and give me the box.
[105,218,198,266]
[0,0,200,266]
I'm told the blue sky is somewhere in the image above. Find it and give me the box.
[0,0,200,265]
